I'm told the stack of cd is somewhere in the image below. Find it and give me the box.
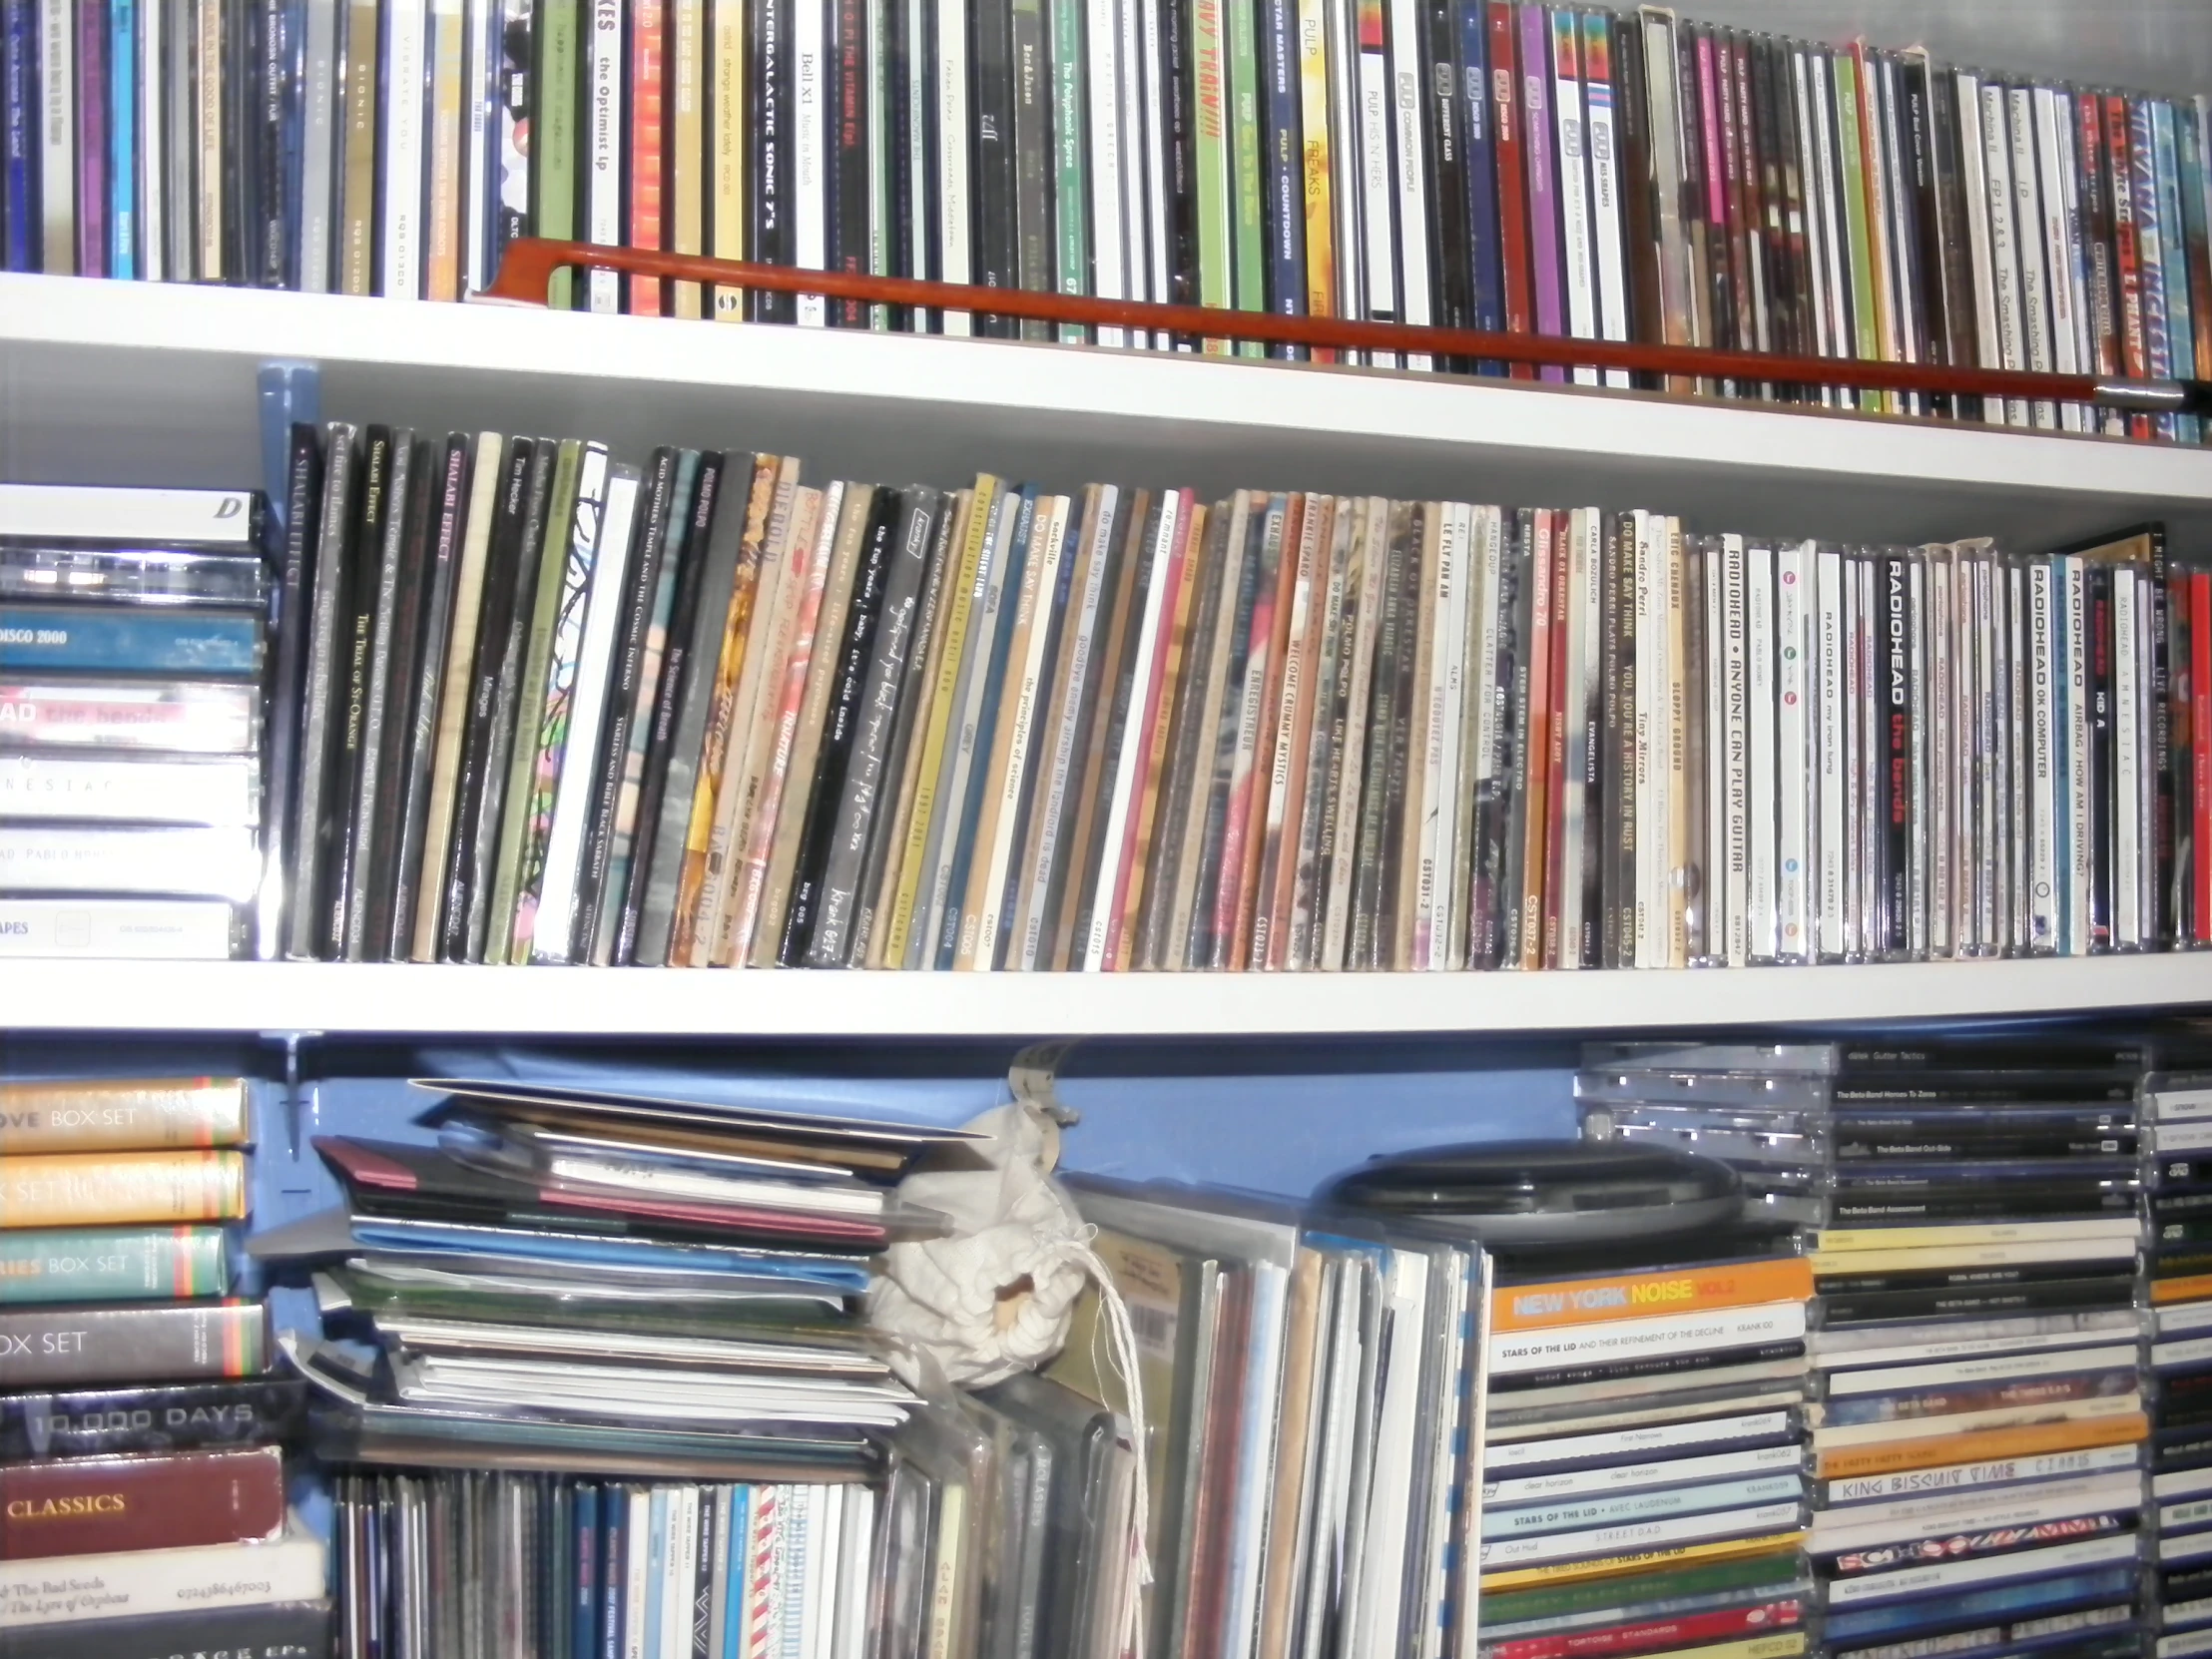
[1810,1042,2150,1659]
[2147,1070,2212,1648]
[1575,1044,1837,1232]
[253,1077,967,1480]
[1579,1040,2155,1659]
[1475,1240,1818,1659]
[0,482,272,958]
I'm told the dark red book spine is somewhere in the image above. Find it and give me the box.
[0,1446,284,1559]
[1487,2,1533,376]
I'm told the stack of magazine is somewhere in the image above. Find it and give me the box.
[260,1078,965,1480]
[1476,1235,1817,1659]
[263,1131,1493,1656]
[0,484,272,959]
[2148,1071,2212,1650]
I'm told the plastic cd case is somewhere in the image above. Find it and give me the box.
[0,897,243,957]
[0,679,264,753]
[1580,1043,1842,1077]
[1575,1070,1834,1111]
[1579,1109,1824,1171]
[0,544,271,608]
[0,825,261,899]
[0,754,263,826]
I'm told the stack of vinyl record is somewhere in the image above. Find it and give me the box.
[1474,1239,1818,1659]
[2146,1070,2212,1649]
[1066,1174,1491,1659]
[1808,1042,2151,1659]
[0,483,272,959]
[258,1078,963,1483]
[0,1074,325,1659]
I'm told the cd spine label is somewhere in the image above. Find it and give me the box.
[0,755,262,826]
[0,1076,247,1155]
[0,899,241,958]
[0,1378,307,1459]
[0,1226,230,1304]
[0,1150,246,1229]
[0,606,265,676]
[0,681,261,752]
[0,1445,285,1559]
[0,484,263,548]
[0,827,261,900]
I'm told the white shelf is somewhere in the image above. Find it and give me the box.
[7,276,2212,549]
[9,278,2212,1043]
[4,954,2209,1037]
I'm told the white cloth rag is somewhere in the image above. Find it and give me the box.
[869,1097,1092,1388]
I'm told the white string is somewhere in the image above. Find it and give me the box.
[1038,1234,1153,1659]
